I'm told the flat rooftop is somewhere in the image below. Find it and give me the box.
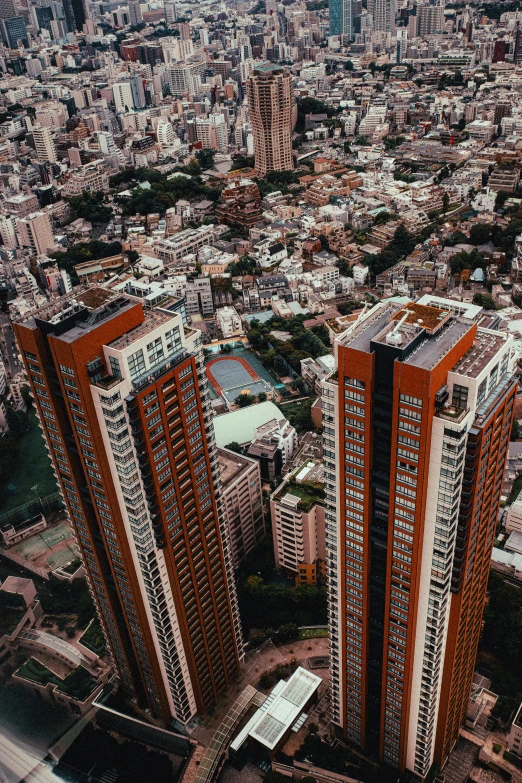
[389,302,451,334]
[108,308,174,351]
[452,331,508,379]
[230,667,322,753]
[217,448,256,486]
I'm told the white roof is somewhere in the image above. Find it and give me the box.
[213,401,285,447]
[492,548,522,572]
[230,667,322,752]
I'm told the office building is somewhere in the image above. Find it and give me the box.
[367,0,396,32]
[33,6,54,33]
[14,288,243,726]
[329,0,353,39]
[62,0,85,31]
[32,124,57,163]
[218,447,265,569]
[322,301,516,777]
[16,212,54,257]
[2,16,28,48]
[246,64,294,178]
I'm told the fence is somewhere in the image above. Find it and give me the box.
[0,492,65,528]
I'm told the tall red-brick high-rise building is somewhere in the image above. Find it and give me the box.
[246,64,295,178]
[322,301,515,778]
[14,288,243,726]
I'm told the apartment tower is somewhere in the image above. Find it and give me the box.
[367,0,397,32]
[246,64,294,178]
[14,288,243,726]
[322,301,515,777]
[32,124,57,164]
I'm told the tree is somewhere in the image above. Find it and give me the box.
[469,224,493,245]
[273,355,288,376]
[235,393,255,408]
[442,192,450,215]
[225,441,244,454]
[195,148,216,170]
[495,190,510,210]
[258,392,267,402]
[512,419,520,442]
[67,192,113,224]
[473,293,496,310]
[318,234,329,251]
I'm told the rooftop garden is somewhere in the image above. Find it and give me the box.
[16,658,98,702]
[283,478,325,512]
[80,620,106,656]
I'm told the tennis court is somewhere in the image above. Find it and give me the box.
[11,521,78,572]
[206,355,272,405]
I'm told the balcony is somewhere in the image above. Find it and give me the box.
[436,405,467,424]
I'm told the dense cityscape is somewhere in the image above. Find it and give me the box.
[2,0,522,781]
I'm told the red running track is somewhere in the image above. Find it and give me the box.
[205,355,260,396]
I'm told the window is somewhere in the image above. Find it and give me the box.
[489,363,499,390]
[128,349,146,379]
[345,377,365,390]
[477,377,487,405]
[165,327,181,354]
[399,394,422,408]
[147,337,164,365]
[60,364,74,376]
[452,384,468,409]
[109,356,122,378]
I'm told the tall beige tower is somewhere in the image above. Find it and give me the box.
[32,124,57,164]
[246,64,294,178]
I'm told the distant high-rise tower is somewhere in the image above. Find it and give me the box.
[323,301,516,778]
[246,64,294,178]
[329,0,353,39]
[1,16,28,47]
[396,28,408,62]
[0,0,16,19]
[367,0,396,31]
[514,24,522,64]
[32,124,57,163]
[14,288,243,726]
[164,0,176,24]
[416,2,444,36]
[492,39,506,63]
[128,0,142,26]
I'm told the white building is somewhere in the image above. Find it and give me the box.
[113,82,134,113]
[32,124,57,164]
[216,306,242,339]
[506,492,522,534]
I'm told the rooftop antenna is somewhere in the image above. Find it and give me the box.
[386,308,413,346]
[338,302,370,342]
